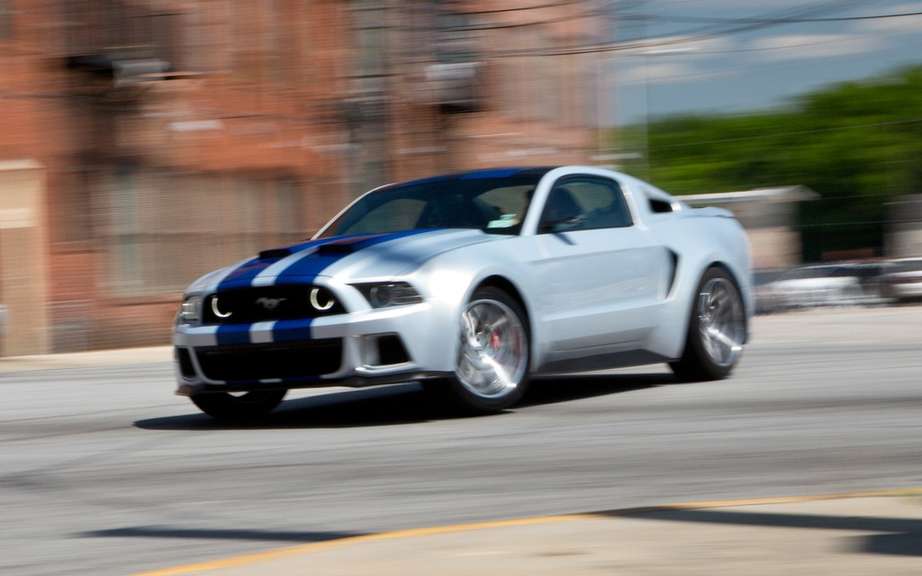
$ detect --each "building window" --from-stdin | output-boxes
[103,167,304,296]
[0,1,11,40]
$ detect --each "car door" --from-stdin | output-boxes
[530,174,671,358]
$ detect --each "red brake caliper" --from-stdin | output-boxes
[490,329,502,350]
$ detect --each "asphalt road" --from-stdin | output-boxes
[2,307,921,576]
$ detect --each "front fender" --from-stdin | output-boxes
[413,250,547,374]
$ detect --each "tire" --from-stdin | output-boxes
[670,266,746,382]
[190,389,287,421]
[427,286,531,413]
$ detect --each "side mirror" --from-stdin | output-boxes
[539,214,585,234]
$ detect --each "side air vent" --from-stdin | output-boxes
[665,249,680,298]
[650,198,674,214]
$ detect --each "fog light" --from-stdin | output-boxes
[360,334,410,367]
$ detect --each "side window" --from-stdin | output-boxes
[538,176,632,233]
[476,185,534,231]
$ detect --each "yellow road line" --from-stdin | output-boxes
[132,487,922,576]
[606,486,922,515]
[132,514,594,576]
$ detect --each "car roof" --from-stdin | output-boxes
[394,166,560,188]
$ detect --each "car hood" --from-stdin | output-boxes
[197,228,502,292]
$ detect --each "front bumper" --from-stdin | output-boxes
[173,302,454,395]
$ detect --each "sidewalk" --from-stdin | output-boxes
[137,490,922,576]
[0,345,171,374]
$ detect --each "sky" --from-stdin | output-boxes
[608,0,922,124]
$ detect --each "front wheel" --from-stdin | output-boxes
[670,267,746,382]
[428,286,531,413]
[190,389,287,421]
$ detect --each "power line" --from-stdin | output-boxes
[618,34,884,58]
[621,9,922,25]
[458,0,586,16]
[443,1,613,32]
[450,0,917,31]
[483,0,869,57]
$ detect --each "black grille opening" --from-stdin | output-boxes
[176,347,196,379]
[202,285,345,324]
[195,340,342,382]
[377,335,410,365]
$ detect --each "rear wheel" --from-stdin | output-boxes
[190,389,287,421]
[670,267,746,382]
[427,286,530,413]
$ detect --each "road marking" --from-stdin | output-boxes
[605,487,922,516]
[131,487,922,576]
[131,514,593,576]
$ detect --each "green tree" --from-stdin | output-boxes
[617,66,922,260]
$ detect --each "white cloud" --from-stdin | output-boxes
[750,34,883,60]
[618,62,734,85]
[621,35,734,57]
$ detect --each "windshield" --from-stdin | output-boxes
[319,173,544,238]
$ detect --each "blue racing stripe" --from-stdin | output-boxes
[215,257,269,291]
[271,319,314,343]
[275,229,434,282]
[210,229,438,346]
[270,229,436,342]
[215,324,252,346]
[272,236,340,261]
[217,253,301,292]
[459,167,523,179]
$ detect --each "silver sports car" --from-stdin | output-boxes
[174,166,752,419]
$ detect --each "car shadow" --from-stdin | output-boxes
[81,525,365,544]
[134,372,676,431]
[600,506,922,557]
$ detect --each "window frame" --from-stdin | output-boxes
[535,174,634,235]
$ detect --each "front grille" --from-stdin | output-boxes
[202,285,345,324]
[195,339,343,382]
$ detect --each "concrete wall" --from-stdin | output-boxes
[0,161,50,355]
[887,195,922,258]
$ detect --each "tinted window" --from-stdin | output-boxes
[539,176,632,233]
[338,198,426,235]
[320,173,543,237]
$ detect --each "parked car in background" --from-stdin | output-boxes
[755,263,886,313]
[879,258,922,302]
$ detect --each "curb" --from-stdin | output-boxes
[0,346,172,374]
[132,487,922,576]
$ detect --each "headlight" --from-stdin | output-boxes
[179,296,202,324]
[309,287,337,312]
[353,282,423,308]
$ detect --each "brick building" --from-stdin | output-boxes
[0,1,602,353]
